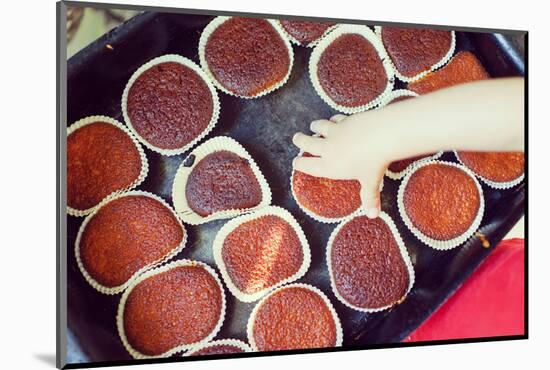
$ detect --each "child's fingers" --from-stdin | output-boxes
[293,156,325,177]
[310,119,335,137]
[359,172,385,218]
[292,132,325,156]
[330,114,347,123]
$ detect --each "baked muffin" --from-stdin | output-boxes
[455,151,524,188]
[278,20,335,46]
[398,161,483,249]
[123,55,218,154]
[118,260,225,358]
[376,26,454,81]
[248,284,342,351]
[76,192,185,294]
[186,339,252,356]
[292,153,361,221]
[328,213,413,311]
[311,25,393,113]
[199,17,293,97]
[185,150,263,217]
[67,116,146,215]
[408,51,489,94]
[213,206,310,302]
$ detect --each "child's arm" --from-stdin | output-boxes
[292,77,524,218]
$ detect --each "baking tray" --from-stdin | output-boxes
[65,10,526,366]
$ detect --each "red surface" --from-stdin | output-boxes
[405,238,525,342]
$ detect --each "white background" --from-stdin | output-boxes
[0,0,545,368]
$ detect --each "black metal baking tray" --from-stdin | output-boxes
[65,10,526,366]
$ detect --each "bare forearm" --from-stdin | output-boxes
[359,78,525,163]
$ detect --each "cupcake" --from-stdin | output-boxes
[327,212,414,311]
[375,26,455,82]
[310,25,394,113]
[378,90,444,179]
[213,206,310,302]
[292,153,362,222]
[398,161,484,250]
[118,260,226,359]
[122,54,220,155]
[75,191,186,294]
[455,151,524,189]
[184,339,252,356]
[278,19,335,47]
[408,51,489,94]
[67,116,148,216]
[247,284,342,351]
[199,16,293,98]
[172,136,272,225]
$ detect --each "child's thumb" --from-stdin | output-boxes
[359,176,383,219]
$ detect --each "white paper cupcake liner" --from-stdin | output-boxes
[309,24,395,114]
[198,16,294,99]
[376,88,419,109]
[183,339,253,356]
[275,19,338,48]
[121,54,220,156]
[290,139,384,224]
[326,211,415,312]
[74,190,187,295]
[171,136,272,225]
[213,206,311,302]
[453,150,525,189]
[246,283,343,351]
[117,259,226,359]
[374,26,456,83]
[67,115,149,217]
[385,151,444,181]
[397,160,485,250]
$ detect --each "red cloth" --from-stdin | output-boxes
[405,238,525,342]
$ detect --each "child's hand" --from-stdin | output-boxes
[292,113,390,219]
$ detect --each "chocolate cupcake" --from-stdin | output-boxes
[398,161,484,250]
[278,19,335,47]
[291,153,362,223]
[122,54,220,155]
[172,136,272,225]
[408,51,489,94]
[375,26,455,82]
[75,191,186,294]
[199,16,293,98]
[310,25,394,113]
[247,284,342,351]
[327,212,414,311]
[377,90,444,179]
[455,151,524,189]
[184,339,252,357]
[117,260,226,359]
[67,116,148,216]
[213,206,310,302]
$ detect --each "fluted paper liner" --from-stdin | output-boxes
[172,136,272,225]
[326,211,415,312]
[75,190,187,295]
[246,283,343,351]
[453,150,524,189]
[385,151,444,180]
[213,206,311,302]
[121,54,220,156]
[117,259,226,359]
[376,88,419,109]
[275,19,338,48]
[374,26,456,83]
[397,160,485,250]
[198,16,294,98]
[309,24,395,114]
[67,115,149,217]
[183,339,253,356]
